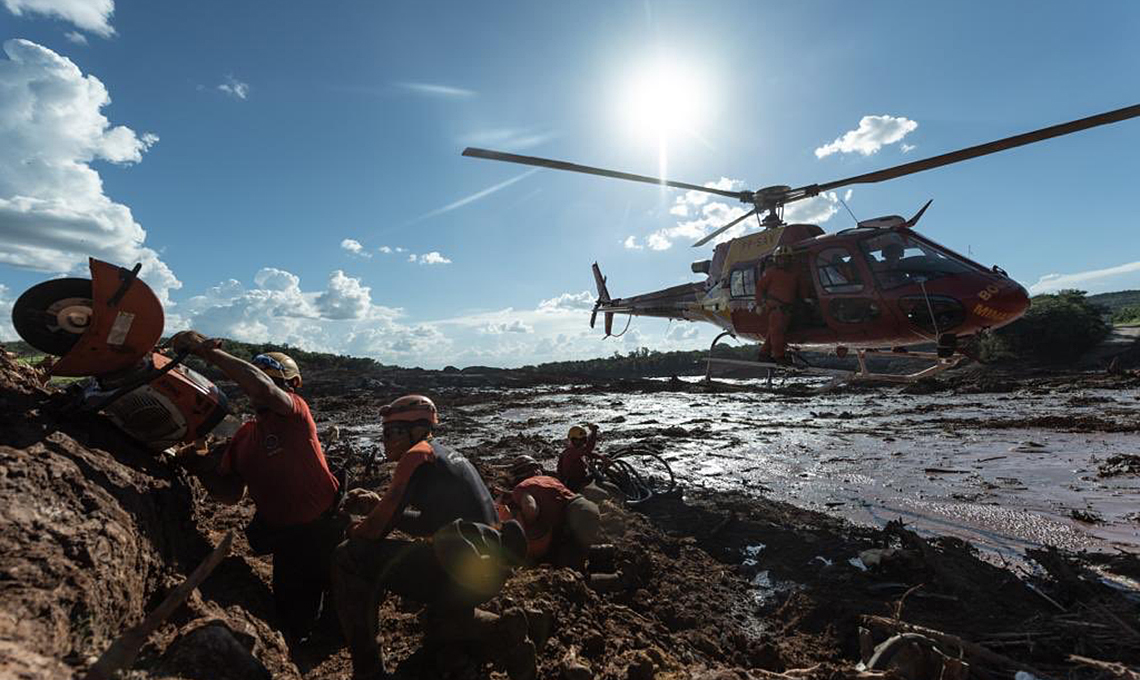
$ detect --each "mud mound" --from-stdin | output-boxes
[1097,453,1140,477]
[0,352,295,679]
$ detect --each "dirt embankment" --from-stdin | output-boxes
[3,349,1140,679]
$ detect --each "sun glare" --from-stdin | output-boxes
[618,58,710,177]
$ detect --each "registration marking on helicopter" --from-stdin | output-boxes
[726,226,785,262]
[972,303,1011,322]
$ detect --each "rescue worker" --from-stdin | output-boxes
[169,332,343,642]
[755,246,809,365]
[500,455,600,569]
[332,395,530,680]
[556,423,598,492]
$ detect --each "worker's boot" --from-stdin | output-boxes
[422,606,498,642]
[587,543,617,573]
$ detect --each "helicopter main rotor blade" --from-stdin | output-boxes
[462,147,748,200]
[691,208,757,248]
[801,103,1140,197]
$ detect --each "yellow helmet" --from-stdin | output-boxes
[252,352,302,387]
[568,425,588,439]
[773,245,794,259]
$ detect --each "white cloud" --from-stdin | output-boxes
[901,143,916,153]
[815,114,918,158]
[397,82,475,98]
[407,253,417,263]
[623,235,644,250]
[0,284,16,341]
[218,74,249,100]
[461,127,558,151]
[0,39,178,303]
[340,238,371,258]
[416,251,452,265]
[1029,260,1140,295]
[784,191,842,225]
[182,267,453,364]
[395,247,407,253]
[538,290,594,313]
[63,30,87,45]
[479,320,533,335]
[315,270,371,319]
[645,178,748,251]
[378,245,392,254]
[2,0,115,37]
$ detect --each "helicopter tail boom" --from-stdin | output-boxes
[590,262,704,336]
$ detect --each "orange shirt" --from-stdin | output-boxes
[756,266,806,307]
[221,394,338,528]
[511,475,578,559]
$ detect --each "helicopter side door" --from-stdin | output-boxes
[812,245,889,342]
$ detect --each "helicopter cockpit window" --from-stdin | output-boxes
[729,267,756,298]
[816,248,863,293]
[861,232,974,290]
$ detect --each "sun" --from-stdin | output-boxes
[618,57,710,176]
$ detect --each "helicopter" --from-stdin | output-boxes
[464,103,1140,382]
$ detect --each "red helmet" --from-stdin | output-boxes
[380,394,438,425]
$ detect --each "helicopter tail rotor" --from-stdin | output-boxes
[590,261,611,331]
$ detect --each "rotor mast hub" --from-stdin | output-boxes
[750,185,792,228]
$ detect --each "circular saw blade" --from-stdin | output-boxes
[12,278,95,356]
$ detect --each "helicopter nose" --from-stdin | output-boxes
[972,281,1030,327]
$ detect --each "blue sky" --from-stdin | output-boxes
[1,1,1138,368]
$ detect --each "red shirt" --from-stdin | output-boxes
[511,475,578,559]
[557,430,596,492]
[221,394,338,528]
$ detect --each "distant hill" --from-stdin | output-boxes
[1087,290,1140,313]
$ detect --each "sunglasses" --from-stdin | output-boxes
[382,425,410,440]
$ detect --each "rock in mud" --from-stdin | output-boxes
[156,619,271,679]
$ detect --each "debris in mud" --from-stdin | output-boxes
[1069,508,1106,524]
[1097,453,1140,477]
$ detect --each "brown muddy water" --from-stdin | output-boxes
[343,376,1140,566]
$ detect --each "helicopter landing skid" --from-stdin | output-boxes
[707,349,965,389]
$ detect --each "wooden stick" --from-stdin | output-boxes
[1068,654,1140,679]
[861,615,1050,679]
[83,531,233,680]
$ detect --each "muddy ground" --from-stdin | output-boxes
[2,349,1140,679]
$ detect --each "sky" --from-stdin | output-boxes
[1,1,1138,368]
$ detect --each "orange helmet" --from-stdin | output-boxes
[380,394,439,425]
[509,455,542,484]
[252,352,302,387]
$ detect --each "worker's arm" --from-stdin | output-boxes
[584,423,599,456]
[199,349,294,416]
[349,448,432,540]
[172,331,294,416]
[177,444,246,504]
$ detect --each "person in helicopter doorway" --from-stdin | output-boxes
[331,395,532,680]
[499,455,600,570]
[169,332,346,644]
[755,245,810,366]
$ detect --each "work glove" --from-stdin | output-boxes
[170,330,221,356]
